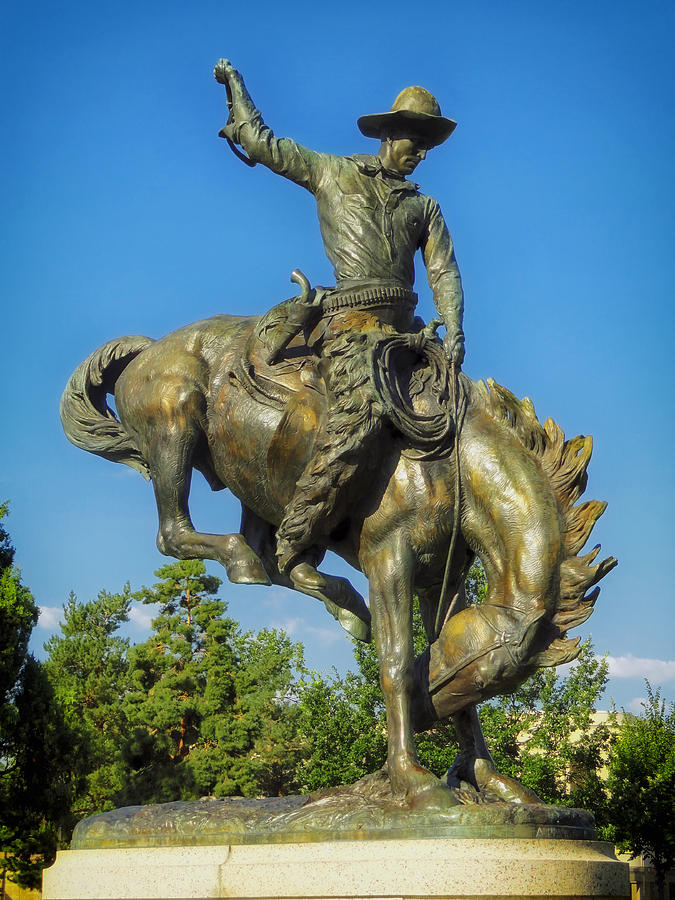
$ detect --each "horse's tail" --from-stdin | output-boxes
[60,336,154,480]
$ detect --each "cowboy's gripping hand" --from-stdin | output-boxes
[444,330,466,368]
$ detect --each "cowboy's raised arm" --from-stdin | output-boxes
[214,59,325,193]
[421,199,465,366]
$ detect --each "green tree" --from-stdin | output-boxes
[43,586,132,822]
[605,684,675,900]
[123,560,303,802]
[0,505,74,889]
[0,503,38,728]
[294,639,388,792]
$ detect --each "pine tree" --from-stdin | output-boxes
[43,586,132,821]
[123,560,302,802]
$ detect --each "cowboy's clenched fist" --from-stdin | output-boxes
[214,58,237,85]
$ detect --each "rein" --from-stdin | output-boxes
[435,359,467,637]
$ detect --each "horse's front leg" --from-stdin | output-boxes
[364,531,458,807]
[118,369,270,586]
[240,505,371,642]
[416,583,541,803]
[448,705,542,803]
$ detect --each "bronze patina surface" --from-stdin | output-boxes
[60,60,616,818]
[71,773,595,849]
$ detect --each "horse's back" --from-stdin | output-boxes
[113,312,320,523]
[115,314,251,399]
[112,315,254,461]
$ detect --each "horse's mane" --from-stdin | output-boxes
[473,378,617,669]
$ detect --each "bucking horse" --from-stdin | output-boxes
[60,307,616,809]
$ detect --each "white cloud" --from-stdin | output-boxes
[627,696,648,714]
[37,606,62,629]
[129,605,156,630]
[273,617,341,646]
[606,654,675,684]
[261,589,292,610]
[107,468,137,479]
[305,624,342,645]
[273,617,303,637]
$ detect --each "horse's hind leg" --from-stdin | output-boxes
[150,460,267,586]
[132,382,270,585]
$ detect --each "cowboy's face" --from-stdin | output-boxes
[385,135,429,175]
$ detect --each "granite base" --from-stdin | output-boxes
[42,836,630,900]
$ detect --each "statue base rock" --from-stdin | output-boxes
[43,836,629,900]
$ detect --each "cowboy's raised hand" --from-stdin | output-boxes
[214,58,236,85]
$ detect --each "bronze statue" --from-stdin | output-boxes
[60,61,616,809]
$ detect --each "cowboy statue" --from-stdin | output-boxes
[213,59,465,596]
[60,59,616,819]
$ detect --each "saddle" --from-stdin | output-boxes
[230,300,457,496]
[227,316,323,498]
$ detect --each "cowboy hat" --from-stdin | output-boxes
[358,86,456,148]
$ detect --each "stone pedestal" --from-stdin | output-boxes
[42,837,630,900]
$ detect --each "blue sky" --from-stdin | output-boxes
[1,0,673,714]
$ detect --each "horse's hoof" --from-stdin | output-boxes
[290,562,327,592]
[392,763,462,810]
[289,566,371,642]
[226,557,271,586]
[408,780,461,810]
[445,755,543,804]
[472,758,543,804]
